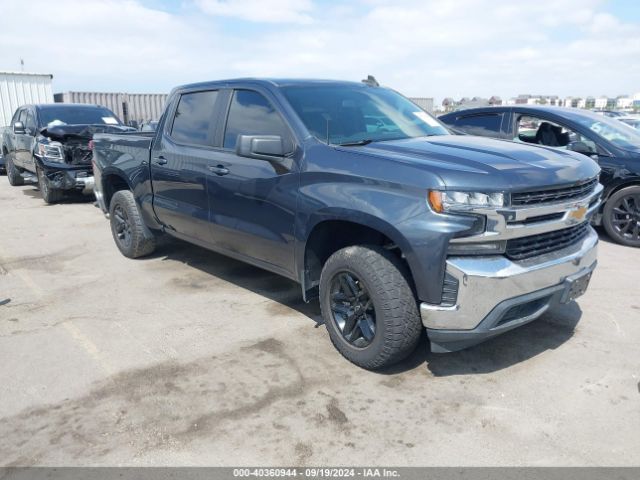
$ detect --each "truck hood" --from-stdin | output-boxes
[39,124,134,142]
[37,124,133,166]
[347,135,601,191]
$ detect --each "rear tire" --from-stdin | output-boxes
[6,155,24,186]
[37,166,64,204]
[603,185,640,248]
[109,190,156,258]
[319,245,422,370]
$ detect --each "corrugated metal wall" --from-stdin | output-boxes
[0,72,54,127]
[409,97,434,114]
[55,91,168,125]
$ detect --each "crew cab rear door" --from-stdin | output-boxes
[149,89,224,241]
[202,87,299,277]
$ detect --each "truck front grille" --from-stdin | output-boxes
[505,222,590,260]
[511,178,598,206]
[64,145,93,165]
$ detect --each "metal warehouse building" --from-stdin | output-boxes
[54,91,168,126]
[409,97,434,114]
[0,72,54,127]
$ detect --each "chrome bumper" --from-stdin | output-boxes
[77,175,95,195]
[421,226,598,332]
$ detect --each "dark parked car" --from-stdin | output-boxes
[1,104,132,203]
[619,117,640,130]
[92,79,601,369]
[440,106,640,247]
[593,110,627,118]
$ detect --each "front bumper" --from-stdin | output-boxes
[40,162,94,194]
[422,226,598,352]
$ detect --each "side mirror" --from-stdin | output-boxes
[236,135,287,161]
[13,121,26,135]
[568,141,596,156]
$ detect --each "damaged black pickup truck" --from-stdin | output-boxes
[1,104,133,203]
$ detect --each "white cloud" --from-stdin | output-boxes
[0,0,638,104]
[195,0,314,23]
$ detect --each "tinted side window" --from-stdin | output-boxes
[454,114,503,137]
[224,90,290,150]
[25,110,36,133]
[170,90,219,146]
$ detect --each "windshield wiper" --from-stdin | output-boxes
[337,139,374,146]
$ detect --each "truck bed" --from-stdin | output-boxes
[93,131,154,170]
[92,131,156,213]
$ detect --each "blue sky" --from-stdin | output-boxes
[1,0,638,103]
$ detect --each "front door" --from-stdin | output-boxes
[21,109,38,171]
[205,88,299,276]
[13,109,32,170]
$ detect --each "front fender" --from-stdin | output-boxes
[295,182,478,303]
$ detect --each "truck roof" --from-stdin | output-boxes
[13,103,113,111]
[36,103,110,109]
[175,78,370,92]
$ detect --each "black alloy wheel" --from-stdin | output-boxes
[329,271,377,348]
[37,166,64,203]
[611,195,640,240]
[112,203,133,250]
[108,190,156,258]
[319,244,422,369]
[603,185,640,247]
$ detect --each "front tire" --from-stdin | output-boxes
[109,190,156,258]
[319,245,422,370]
[603,185,640,247]
[37,167,64,204]
[6,155,24,186]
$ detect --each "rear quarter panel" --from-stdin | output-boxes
[93,132,160,228]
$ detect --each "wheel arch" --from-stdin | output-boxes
[101,169,132,211]
[298,212,417,301]
[602,177,640,203]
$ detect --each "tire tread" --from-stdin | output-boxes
[109,190,156,258]
[320,245,422,370]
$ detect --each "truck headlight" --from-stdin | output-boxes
[428,190,504,213]
[37,142,65,162]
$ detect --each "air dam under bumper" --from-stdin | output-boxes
[422,226,598,353]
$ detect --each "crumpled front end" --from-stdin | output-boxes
[34,124,124,192]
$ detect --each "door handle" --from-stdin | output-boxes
[153,156,168,166]
[208,165,230,176]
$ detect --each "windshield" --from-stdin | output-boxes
[38,106,122,128]
[568,111,640,149]
[281,84,449,145]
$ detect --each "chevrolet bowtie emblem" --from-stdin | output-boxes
[569,205,587,222]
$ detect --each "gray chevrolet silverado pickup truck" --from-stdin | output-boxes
[92,78,602,369]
